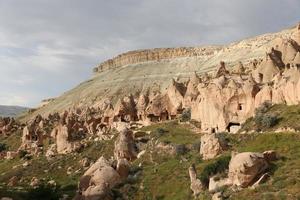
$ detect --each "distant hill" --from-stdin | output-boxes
[0,105,29,118]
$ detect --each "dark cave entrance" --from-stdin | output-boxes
[226,122,241,133]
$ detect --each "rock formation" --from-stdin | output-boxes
[200,133,228,160]
[203,150,278,195]
[21,23,300,139]
[189,164,203,196]
[20,115,45,154]
[228,151,276,187]
[0,117,19,135]
[75,157,123,200]
[114,128,137,161]
[93,47,219,73]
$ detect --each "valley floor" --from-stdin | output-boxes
[0,120,299,200]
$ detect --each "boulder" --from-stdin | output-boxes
[116,158,130,180]
[212,192,223,200]
[228,152,269,187]
[209,176,231,193]
[75,157,122,200]
[30,177,40,188]
[7,176,18,187]
[200,133,227,160]
[114,128,137,161]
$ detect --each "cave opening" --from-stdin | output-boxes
[226,122,241,133]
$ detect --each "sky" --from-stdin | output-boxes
[0,0,299,107]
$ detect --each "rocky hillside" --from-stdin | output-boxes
[25,24,296,120]
[0,106,28,118]
[1,23,300,200]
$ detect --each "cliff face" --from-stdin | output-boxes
[93,47,221,73]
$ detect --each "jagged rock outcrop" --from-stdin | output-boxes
[20,115,45,153]
[189,164,203,196]
[114,94,138,122]
[252,53,281,83]
[0,117,19,135]
[184,72,201,107]
[215,61,229,78]
[114,128,137,161]
[51,111,86,154]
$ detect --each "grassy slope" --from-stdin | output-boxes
[0,120,299,199]
[121,121,300,200]
[120,122,300,200]
[0,133,116,199]
[241,104,300,132]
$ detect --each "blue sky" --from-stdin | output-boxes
[0,0,299,107]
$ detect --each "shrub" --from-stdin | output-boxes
[174,144,188,155]
[254,113,279,129]
[155,128,167,137]
[180,108,191,122]
[0,143,7,152]
[199,155,231,187]
[256,101,272,114]
[18,150,28,159]
[192,142,201,152]
[254,101,279,130]
[24,183,62,200]
[261,114,279,128]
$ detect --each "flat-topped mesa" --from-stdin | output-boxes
[93,46,221,73]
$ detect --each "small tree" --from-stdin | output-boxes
[180,108,191,122]
[18,150,28,159]
[0,143,7,152]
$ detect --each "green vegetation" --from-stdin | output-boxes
[24,183,62,200]
[118,122,300,200]
[253,101,279,130]
[0,129,22,151]
[180,108,191,122]
[140,120,201,145]
[0,132,116,200]
[199,155,231,188]
[0,143,7,152]
[0,120,299,200]
[241,103,300,132]
[229,133,300,200]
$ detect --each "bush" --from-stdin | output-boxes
[0,143,7,152]
[261,114,279,128]
[254,113,279,129]
[199,155,231,187]
[155,128,167,138]
[192,142,201,152]
[180,108,191,122]
[174,144,188,155]
[24,183,62,200]
[254,101,279,130]
[18,150,28,159]
[256,101,272,114]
